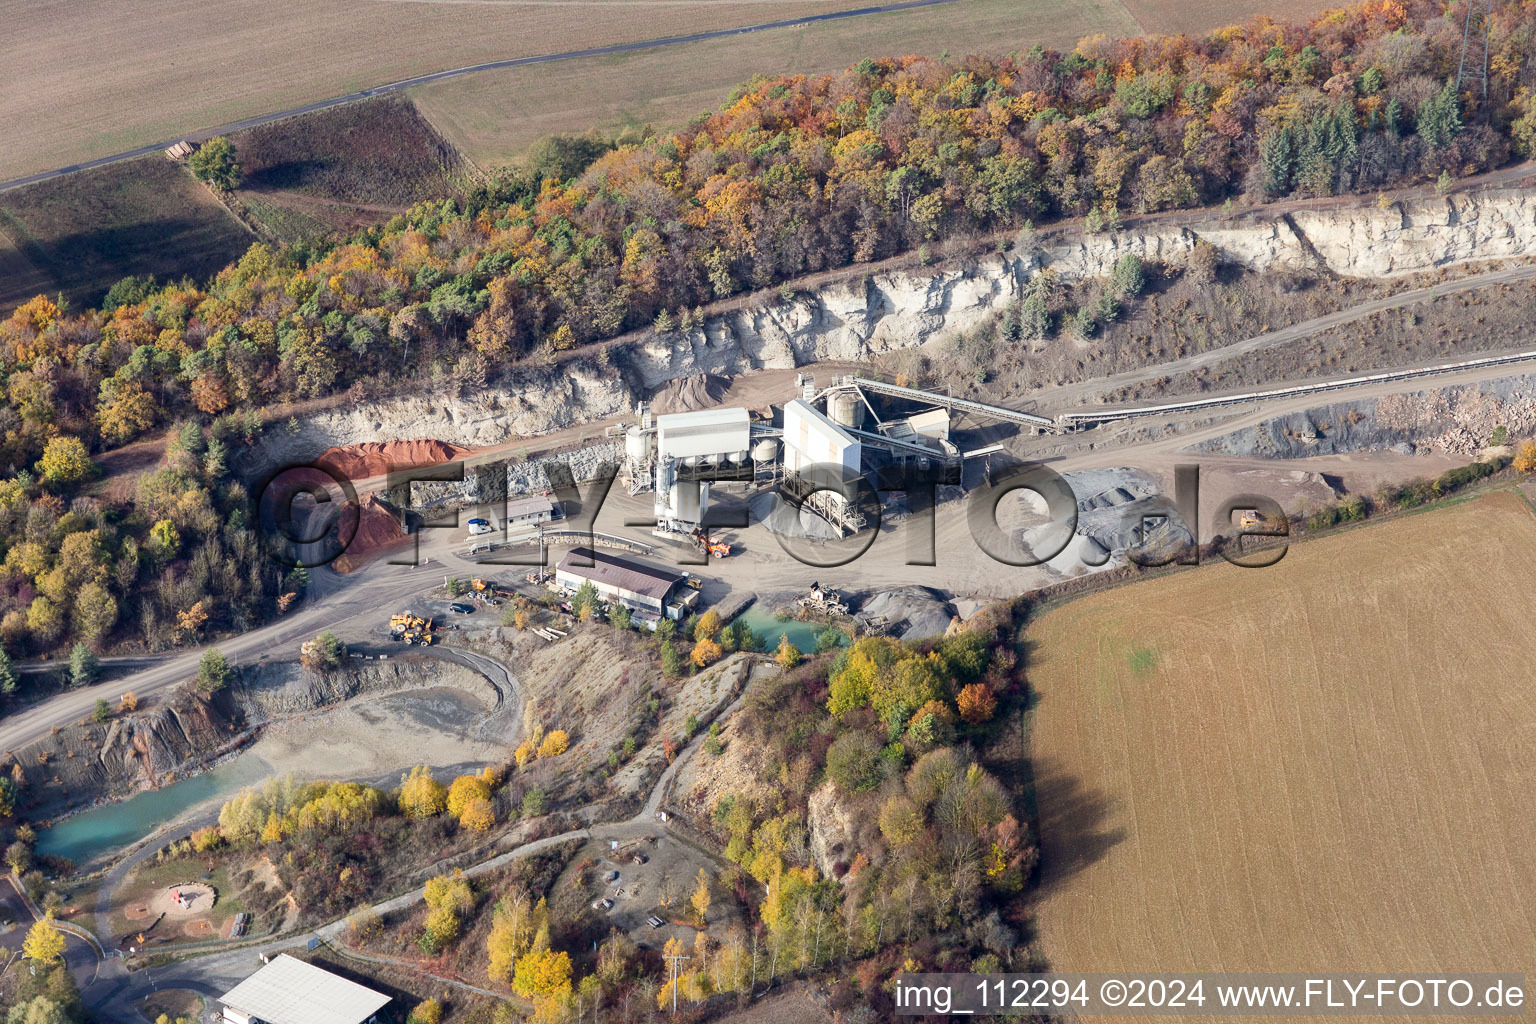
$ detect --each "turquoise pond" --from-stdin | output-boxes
[36,755,269,866]
[734,605,847,654]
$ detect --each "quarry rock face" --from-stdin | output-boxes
[264,189,1536,456]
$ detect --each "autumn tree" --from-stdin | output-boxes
[957,682,998,724]
[536,730,569,758]
[189,136,242,190]
[460,797,495,831]
[694,610,722,642]
[408,998,443,1024]
[119,692,138,713]
[690,868,712,926]
[446,774,491,818]
[514,948,573,1002]
[73,583,118,645]
[22,919,65,965]
[399,766,447,817]
[691,637,723,668]
[774,634,802,669]
[1514,441,1536,473]
[36,436,92,489]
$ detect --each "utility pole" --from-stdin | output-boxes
[1456,0,1496,102]
[662,953,691,1014]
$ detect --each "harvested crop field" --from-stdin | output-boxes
[1122,0,1334,36]
[1028,492,1536,1014]
[0,0,879,183]
[0,156,252,308]
[411,0,1142,167]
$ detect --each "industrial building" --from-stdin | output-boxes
[599,371,1053,540]
[504,494,557,529]
[555,546,699,622]
[219,954,390,1024]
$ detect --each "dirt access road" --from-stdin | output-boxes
[85,655,752,1020]
[1029,261,1536,413]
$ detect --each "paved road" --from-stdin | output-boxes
[0,0,964,195]
[0,560,433,759]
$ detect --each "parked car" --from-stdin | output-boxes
[450,602,475,614]
[592,898,614,911]
[468,518,495,535]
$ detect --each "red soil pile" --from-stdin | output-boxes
[316,439,470,483]
[333,494,410,573]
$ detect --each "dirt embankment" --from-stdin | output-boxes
[330,494,410,573]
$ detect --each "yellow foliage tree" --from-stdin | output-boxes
[694,610,722,641]
[398,765,447,817]
[446,774,491,818]
[36,435,92,488]
[485,890,535,983]
[120,692,138,713]
[460,797,495,831]
[514,741,535,768]
[536,730,568,758]
[690,867,711,926]
[1514,440,1536,473]
[424,872,473,915]
[22,918,64,964]
[513,948,572,1001]
[409,997,443,1024]
[691,637,723,668]
[425,905,461,945]
[774,634,802,669]
[260,811,284,844]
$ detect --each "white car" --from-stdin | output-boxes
[468,520,495,535]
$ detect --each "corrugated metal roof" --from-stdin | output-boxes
[556,547,683,601]
[505,495,554,518]
[219,955,390,1024]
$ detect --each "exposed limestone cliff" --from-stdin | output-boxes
[261,189,1536,457]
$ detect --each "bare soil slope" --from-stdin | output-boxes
[1028,492,1536,1020]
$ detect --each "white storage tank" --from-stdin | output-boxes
[625,427,652,462]
[752,438,780,462]
[830,391,862,429]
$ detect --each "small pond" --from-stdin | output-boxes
[733,605,848,655]
[36,755,269,866]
